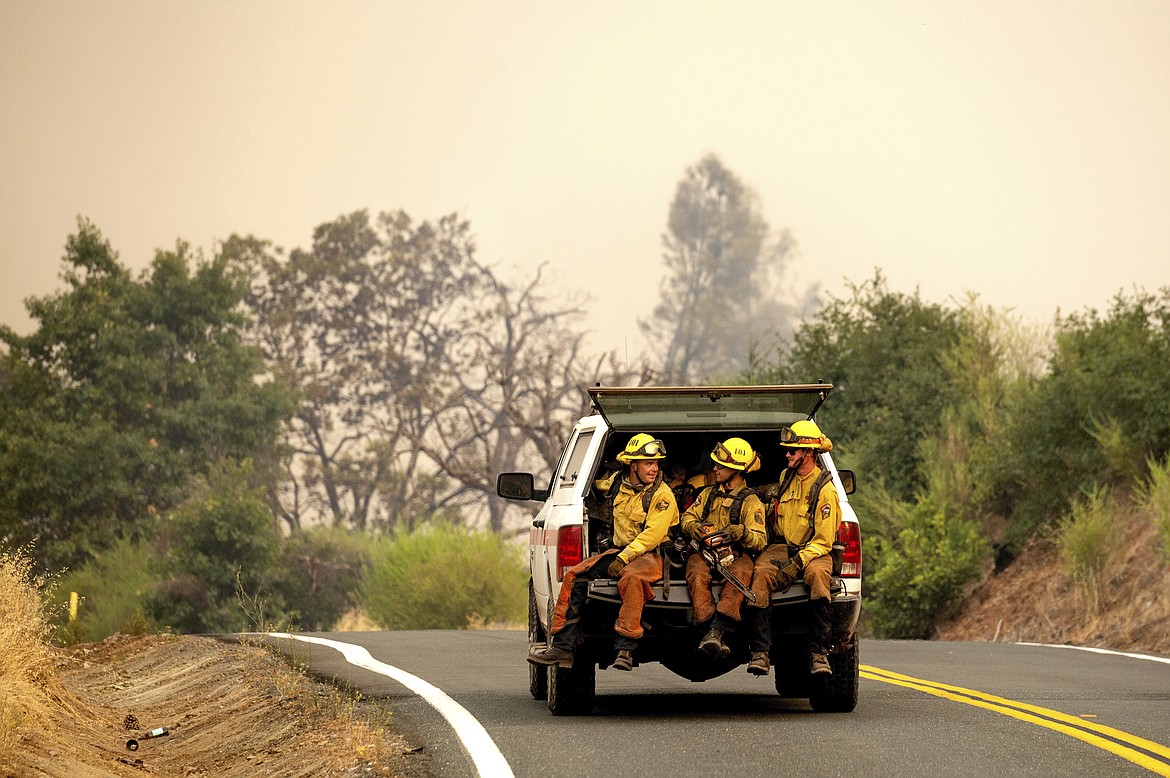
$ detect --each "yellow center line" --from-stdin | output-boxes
[860,665,1170,777]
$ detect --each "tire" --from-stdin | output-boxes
[772,641,810,698]
[547,655,596,715]
[528,581,548,701]
[808,638,859,712]
[774,664,808,698]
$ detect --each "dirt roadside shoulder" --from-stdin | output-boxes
[8,633,432,777]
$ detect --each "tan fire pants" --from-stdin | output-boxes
[749,544,833,603]
[685,551,755,624]
[550,550,663,640]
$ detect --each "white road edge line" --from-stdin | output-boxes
[267,633,514,778]
[1017,642,1170,665]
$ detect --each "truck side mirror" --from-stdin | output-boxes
[838,469,856,495]
[497,472,546,501]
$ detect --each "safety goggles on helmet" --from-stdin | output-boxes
[616,433,668,463]
[632,439,666,458]
[779,425,824,449]
[710,439,761,472]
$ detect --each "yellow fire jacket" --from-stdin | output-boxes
[681,482,768,553]
[613,478,679,565]
[773,466,841,568]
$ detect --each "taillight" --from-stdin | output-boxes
[838,521,862,578]
[556,525,583,582]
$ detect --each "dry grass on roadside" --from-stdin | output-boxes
[0,548,70,765]
[3,550,421,777]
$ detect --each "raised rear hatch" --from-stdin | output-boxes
[587,384,832,432]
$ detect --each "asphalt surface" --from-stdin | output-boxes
[260,631,1170,778]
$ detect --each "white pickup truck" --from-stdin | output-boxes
[497,384,862,715]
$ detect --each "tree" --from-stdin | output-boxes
[748,271,965,502]
[223,211,483,531]
[640,154,814,383]
[417,264,597,531]
[910,300,1050,534]
[0,219,296,572]
[228,210,609,534]
[1003,289,1170,529]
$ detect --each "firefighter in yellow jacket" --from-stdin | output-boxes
[743,420,841,677]
[529,433,679,672]
[682,438,768,659]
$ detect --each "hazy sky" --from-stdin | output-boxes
[3,1,1168,360]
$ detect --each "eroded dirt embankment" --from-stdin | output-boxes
[9,634,429,777]
[936,511,1170,656]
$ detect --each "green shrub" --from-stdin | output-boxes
[272,528,375,631]
[1137,457,1170,562]
[866,497,985,639]
[148,461,286,633]
[848,478,907,585]
[362,523,526,630]
[1056,486,1113,611]
[52,536,158,643]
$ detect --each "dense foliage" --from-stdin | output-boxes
[1001,291,1170,531]
[0,220,295,572]
[148,461,282,633]
[268,527,373,631]
[750,272,965,502]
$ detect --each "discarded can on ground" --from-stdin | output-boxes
[126,726,170,750]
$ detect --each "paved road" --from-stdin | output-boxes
[261,631,1170,778]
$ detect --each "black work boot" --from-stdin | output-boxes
[699,615,731,659]
[809,598,833,676]
[747,652,770,676]
[744,606,772,676]
[528,645,574,667]
[612,649,634,671]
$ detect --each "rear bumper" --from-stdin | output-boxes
[586,578,857,609]
[588,578,860,634]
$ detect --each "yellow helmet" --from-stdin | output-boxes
[616,433,667,463]
[779,420,833,452]
[711,437,761,473]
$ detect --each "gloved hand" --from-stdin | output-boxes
[725,524,745,541]
[775,558,802,591]
[607,557,627,578]
[694,523,714,541]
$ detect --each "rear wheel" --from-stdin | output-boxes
[528,581,547,700]
[547,655,596,715]
[808,638,859,712]
[772,641,810,698]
